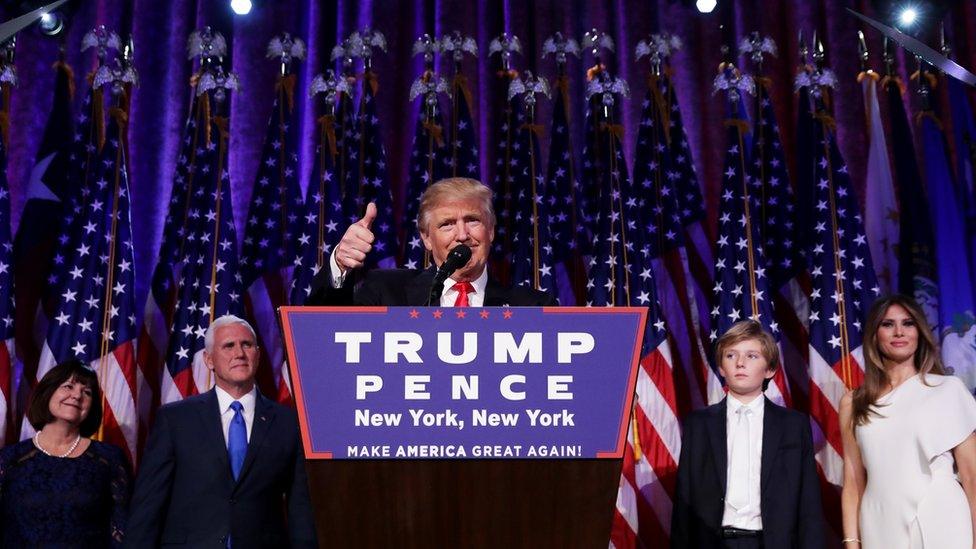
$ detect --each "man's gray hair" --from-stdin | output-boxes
[204,315,257,353]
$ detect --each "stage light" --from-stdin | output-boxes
[230,0,252,15]
[897,6,918,27]
[696,0,717,13]
[38,10,63,36]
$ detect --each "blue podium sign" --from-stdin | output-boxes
[280,306,646,459]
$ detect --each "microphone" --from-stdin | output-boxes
[427,244,472,305]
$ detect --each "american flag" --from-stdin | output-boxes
[748,81,810,412]
[489,75,522,286]
[402,71,449,270]
[709,68,789,407]
[30,111,140,464]
[634,70,722,416]
[240,73,304,404]
[662,74,715,380]
[438,32,480,180]
[577,70,679,549]
[800,78,880,493]
[0,74,16,446]
[442,74,480,179]
[544,76,586,306]
[12,60,74,402]
[291,75,348,305]
[161,110,244,404]
[343,72,396,267]
[136,92,203,454]
[44,87,105,314]
[507,74,558,298]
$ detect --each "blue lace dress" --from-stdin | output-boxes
[0,438,130,548]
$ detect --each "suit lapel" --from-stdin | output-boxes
[198,390,233,483]
[760,398,782,495]
[484,277,509,306]
[235,393,276,489]
[705,399,728,491]
[406,268,436,306]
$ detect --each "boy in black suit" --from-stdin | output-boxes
[671,320,823,548]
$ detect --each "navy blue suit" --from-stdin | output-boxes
[124,390,317,548]
[671,397,824,548]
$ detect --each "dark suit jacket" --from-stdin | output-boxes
[671,397,824,549]
[306,266,558,307]
[124,390,317,548]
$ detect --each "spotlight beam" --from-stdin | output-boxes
[848,7,976,87]
[0,0,69,43]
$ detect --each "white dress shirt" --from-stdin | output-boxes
[215,385,257,445]
[439,270,487,307]
[722,394,765,530]
[329,250,488,306]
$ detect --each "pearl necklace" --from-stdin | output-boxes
[33,432,81,458]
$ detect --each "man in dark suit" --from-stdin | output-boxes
[307,177,555,307]
[671,320,823,548]
[125,315,317,548]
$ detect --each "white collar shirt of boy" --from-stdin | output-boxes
[722,394,765,530]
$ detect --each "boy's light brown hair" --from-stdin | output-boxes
[713,320,779,372]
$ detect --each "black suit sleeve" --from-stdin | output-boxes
[542,291,558,306]
[123,409,176,548]
[286,412,319,548]
[797,415,825,549]
[671,416,695,549]
[305,267,355,306]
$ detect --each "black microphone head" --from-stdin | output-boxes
[444,244,472,271]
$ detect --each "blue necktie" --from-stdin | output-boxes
[228,401,247,481]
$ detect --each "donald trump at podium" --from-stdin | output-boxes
[307,177,556,308]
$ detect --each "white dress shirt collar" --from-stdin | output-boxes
[442,268,488,307]
[215,385,258,443]
[726,393,765,418]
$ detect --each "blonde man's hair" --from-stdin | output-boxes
[714,320,779,372]
[416,177,495,234]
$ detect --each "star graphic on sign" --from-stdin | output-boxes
[503,310,513,319]
[432,310,443,319]
[456,310,467,319]
[480,310,490,319]
[409,309,420,319]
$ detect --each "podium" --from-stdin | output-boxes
[280,306,648,547]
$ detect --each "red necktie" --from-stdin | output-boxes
[452,281,474,307]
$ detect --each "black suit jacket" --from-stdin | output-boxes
[671,397,824,549]
[124,390,317,548]
[306,266,558,307]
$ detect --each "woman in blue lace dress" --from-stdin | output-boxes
[0,359,131,547]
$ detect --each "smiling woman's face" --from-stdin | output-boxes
[48,376,93,426]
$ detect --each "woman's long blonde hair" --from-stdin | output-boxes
[852,294,944,426]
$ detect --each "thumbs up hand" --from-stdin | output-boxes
[334,202,377,273]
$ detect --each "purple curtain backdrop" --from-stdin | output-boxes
[3,0,976,309]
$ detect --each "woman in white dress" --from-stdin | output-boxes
[840,294,976,548]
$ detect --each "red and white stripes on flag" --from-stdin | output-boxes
[610,338,680,548]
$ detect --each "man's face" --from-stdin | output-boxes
[420,198,494,282]
[205,323,259,393]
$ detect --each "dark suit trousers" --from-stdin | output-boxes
[724,538,763,549]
